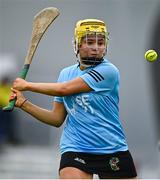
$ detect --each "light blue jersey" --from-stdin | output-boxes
[54,59,128,154]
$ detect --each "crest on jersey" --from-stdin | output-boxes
[109,157,120,171]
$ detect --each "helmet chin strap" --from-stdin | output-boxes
[76,54,104,68]
[81,57,104,66]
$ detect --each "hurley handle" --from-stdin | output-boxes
[3,64,30,112]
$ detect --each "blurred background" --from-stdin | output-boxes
[0,0,160,179]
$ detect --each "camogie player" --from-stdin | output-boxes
[10,19,137,179]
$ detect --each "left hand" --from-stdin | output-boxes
[13,78,28,91]
[10,88,26,108]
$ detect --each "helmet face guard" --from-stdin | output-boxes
[74,19,109,67]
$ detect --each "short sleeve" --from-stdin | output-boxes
[80,64,118,92]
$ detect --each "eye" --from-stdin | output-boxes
[98,42,103,46]
[98,40,105,46]
[87,41,94,45]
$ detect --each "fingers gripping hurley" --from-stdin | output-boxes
[3,7,60,111]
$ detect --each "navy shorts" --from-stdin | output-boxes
[59,150,137,179]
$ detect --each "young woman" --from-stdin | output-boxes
[10,19,137,179]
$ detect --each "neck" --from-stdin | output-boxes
[79,65,87,71]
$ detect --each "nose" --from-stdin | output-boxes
[90,44,98,51]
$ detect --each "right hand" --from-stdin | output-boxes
[10,88,27,108]
[13,78,28,91]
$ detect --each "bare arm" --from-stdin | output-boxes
[21,101,67,127]
[13,77,92,96]
[10,88,67,127]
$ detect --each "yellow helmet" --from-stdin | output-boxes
[74,19,109,54]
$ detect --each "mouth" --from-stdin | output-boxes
[90,54,98,57]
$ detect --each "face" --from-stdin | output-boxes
[79,34,106,60]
